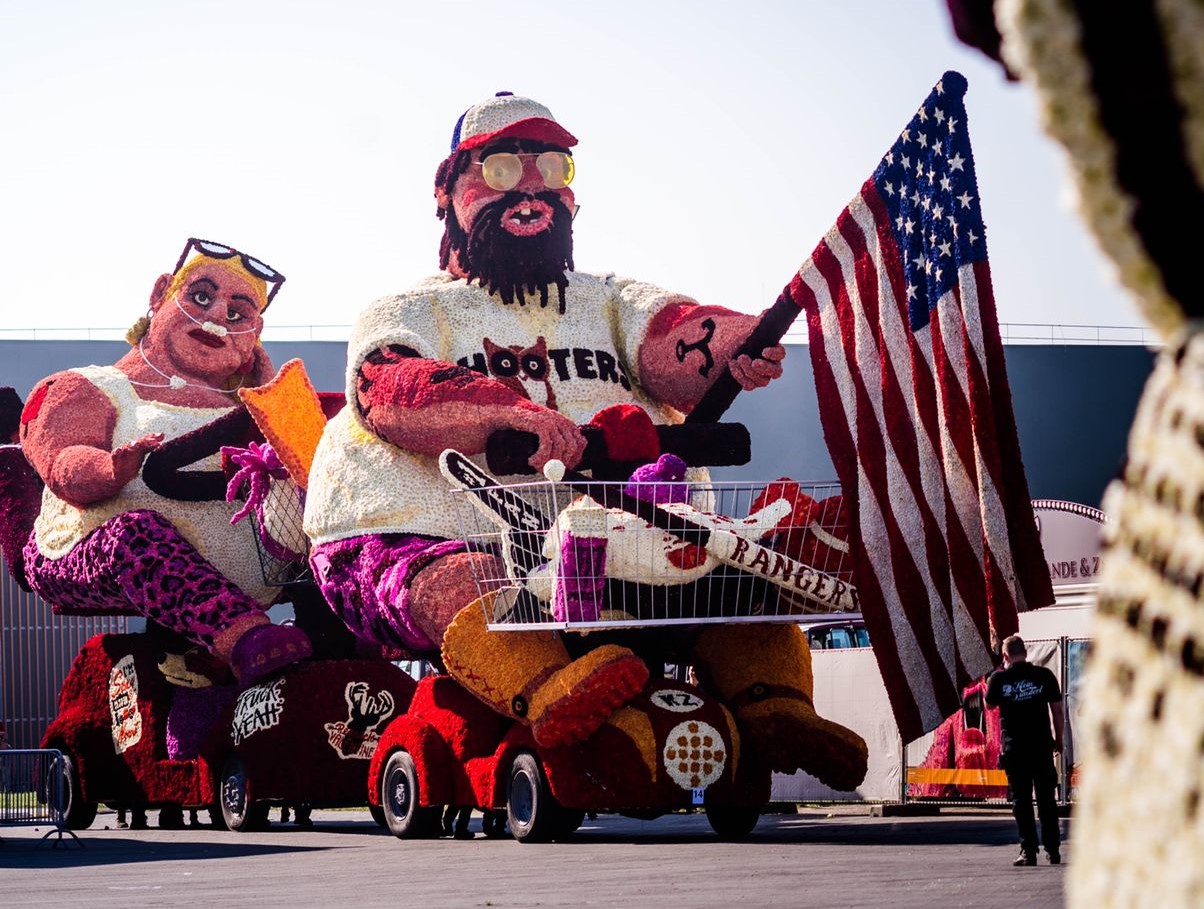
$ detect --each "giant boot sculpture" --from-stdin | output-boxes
[442,594,649,747]
[694,623,868,791]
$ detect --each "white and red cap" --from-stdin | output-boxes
[449,92,577,154]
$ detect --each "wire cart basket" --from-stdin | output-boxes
[450,472,859,632]
[246,477,313,587]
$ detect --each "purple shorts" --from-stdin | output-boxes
[309,533,468,654]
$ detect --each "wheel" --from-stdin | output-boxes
[47,752,97,830]
[379,750,441,839]
[705,803,760,839]
[552,808,585,839]
[219,756,269,832]
[369,804,387,828]
[507,751,574,843]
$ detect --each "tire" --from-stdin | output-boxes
[219,756,269,832]
[368,804,387,828]
[552,808,585,840]
[705,803,760,839]
[506,751,573,844]
[49,752,97,830]
[379,750,440,839]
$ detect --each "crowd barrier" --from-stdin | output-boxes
[0,748,80,846]
[772,635,1087,807]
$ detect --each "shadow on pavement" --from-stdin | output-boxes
[0,820,389,868]
[543,814,1049,848]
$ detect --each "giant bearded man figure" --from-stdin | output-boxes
[305,93,867,788]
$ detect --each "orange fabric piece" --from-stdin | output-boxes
[238,358,327,489]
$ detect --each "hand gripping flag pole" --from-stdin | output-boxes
[691,71,1053,741]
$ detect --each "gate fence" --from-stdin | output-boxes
[1,556,128,750]
[0,748,79,845]
[771,635,1088,807]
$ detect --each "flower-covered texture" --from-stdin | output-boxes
[166,684,237,761]
[0,387,22,443]
[223,441,307,563]
[305,273,696,547]
[27,366,275,606]
[625,453,689,505]
[0,442,43,590]
[694,623,868,791]
[237,358,328,490]
[588,402,661,463]
[1065,334,1204,909]
[41,634,219,808]
[440,597,647,747]
[753,480,853,583]
[552,528,607,623]
[909,677,1005,800]
[996,0,1204,337]
[207,659,416,804]
[968,4,1204,905]
[310,533,470,655]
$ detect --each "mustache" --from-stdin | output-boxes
[460,190,575,311]
[488,189,570,214]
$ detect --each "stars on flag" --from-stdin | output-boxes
[871,80,986,328]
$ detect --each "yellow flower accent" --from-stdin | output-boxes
[239,358,327,489]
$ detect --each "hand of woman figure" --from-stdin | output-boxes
[111,433,165,486]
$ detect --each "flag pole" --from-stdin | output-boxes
[685,284,803,425]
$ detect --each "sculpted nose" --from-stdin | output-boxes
[516,164,545,194]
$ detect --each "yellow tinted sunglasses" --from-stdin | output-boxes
[478,152,575,192]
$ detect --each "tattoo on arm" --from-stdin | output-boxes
[356,343,526,423]
[675,318,716,377]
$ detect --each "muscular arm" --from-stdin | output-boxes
[20,372,160,507]
[355,345,585,469]
[637,302,785,412]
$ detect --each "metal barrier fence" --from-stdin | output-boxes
[0,556,128,750]
[771,635,1086,807]
[0,748,79,846]
[901,636,1085,807]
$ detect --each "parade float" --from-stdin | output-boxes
[4,74,1052,840]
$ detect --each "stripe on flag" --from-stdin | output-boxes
[792,72,1053,740]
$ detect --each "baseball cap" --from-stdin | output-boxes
[449,92,577,154]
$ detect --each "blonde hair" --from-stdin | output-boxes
[126,255,269,347]
[165,255,269,310]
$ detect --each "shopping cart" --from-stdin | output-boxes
[443,449,858,632]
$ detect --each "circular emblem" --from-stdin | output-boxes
[663,720,727,791]
[650,689,705,713]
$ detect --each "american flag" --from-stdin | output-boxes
[789,71,1053,741]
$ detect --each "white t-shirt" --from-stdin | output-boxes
[33,365,275,605]
[304,272,695,544]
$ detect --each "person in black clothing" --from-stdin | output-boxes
[985,635,1065,867]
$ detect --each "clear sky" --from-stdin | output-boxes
[0,0,1142,338]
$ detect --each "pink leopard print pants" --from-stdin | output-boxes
[24,509,267,649]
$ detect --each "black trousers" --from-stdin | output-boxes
[1002,749,1060,855]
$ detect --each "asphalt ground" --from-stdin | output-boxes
[0,807,1067,908]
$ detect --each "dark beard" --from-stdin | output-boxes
[440,191,575,312]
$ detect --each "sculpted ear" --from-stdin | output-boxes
[434,183,450,212]
[150,273,173,311]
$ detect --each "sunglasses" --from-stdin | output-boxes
[477,151,575,192]
[173,238,285,309]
